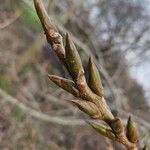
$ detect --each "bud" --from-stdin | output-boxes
[88,56,104,97]
[65,33,84,81]
[126,116,138,143]
[108,118,123,134]
[87,121,115,140]
[71,100,100,119]
[48,75,79,97]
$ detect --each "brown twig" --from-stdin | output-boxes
[33,0,140,149]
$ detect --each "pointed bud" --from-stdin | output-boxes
[88,56,104,97]
[87,121,115,140]
[108,118,123,134]
[71,100,101,119]
[126,116,138,143]
[65,33,84,81]
[48,75,79,97]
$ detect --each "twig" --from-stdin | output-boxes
[33,0,140,149]
[23,0,122,109]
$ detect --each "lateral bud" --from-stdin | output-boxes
[88,56,104,97]
[48,75,79,97]
[65,33,84,82]
[87,121,115,140]
[126,116,138,143]
[108,118,123,134]
[71,100,101,119]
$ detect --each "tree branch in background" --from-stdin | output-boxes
[0,88,85,126]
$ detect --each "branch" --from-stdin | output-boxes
[24,0,121,109]
[33,0,141,149]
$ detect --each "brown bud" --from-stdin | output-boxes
[126,116,138,143]
[87,121,115,140]
[108,118,123,134]
[65,33,84,82]
[48,75,79,97]
[71,100,101,119]
[88,56,104,97]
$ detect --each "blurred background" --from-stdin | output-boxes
[0,0,150,149]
